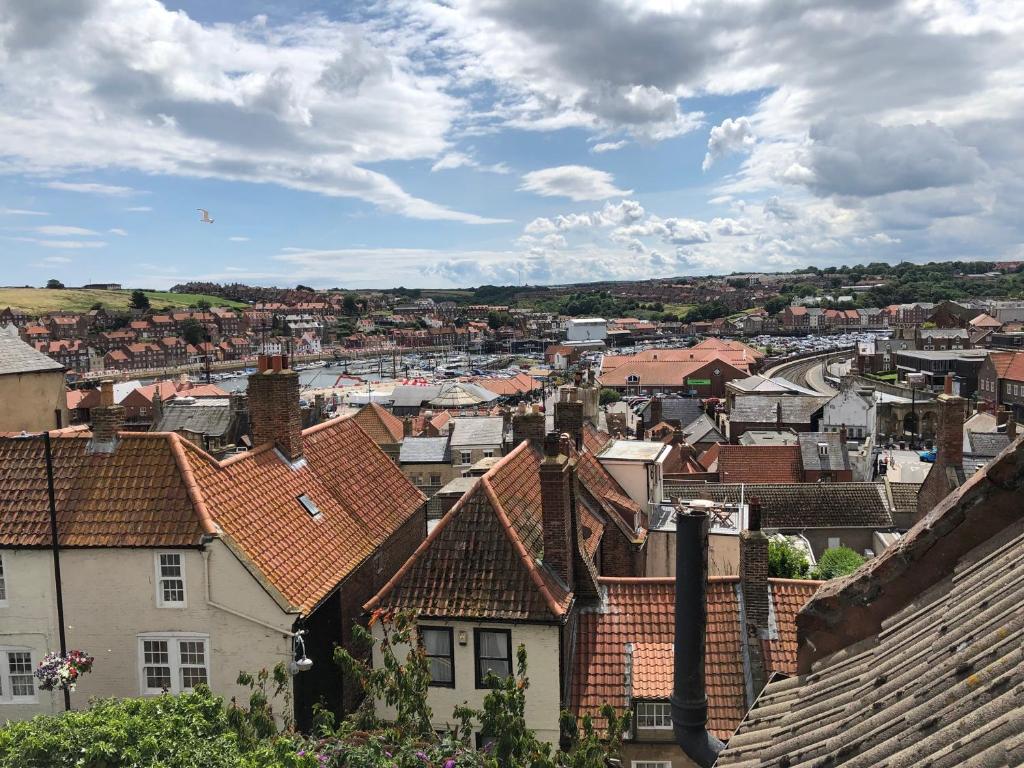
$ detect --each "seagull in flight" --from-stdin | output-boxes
[197,208,214,224]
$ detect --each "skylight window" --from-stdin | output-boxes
[297,494,322,519]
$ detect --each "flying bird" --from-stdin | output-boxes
[197,208,214,224]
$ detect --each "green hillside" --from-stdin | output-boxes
[0,287,248,314]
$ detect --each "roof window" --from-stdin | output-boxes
[297,494,322,520]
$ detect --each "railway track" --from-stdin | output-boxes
[765,348,854,395]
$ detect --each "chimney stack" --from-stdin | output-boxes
[512,402,545,446]
[647,394,663,433]
[540,430,574,588]
[248,354,304,462]
[403,415,414,438]
[554,389,584,449]
[1008,412,1017,441]
[671,502,725,767]
[89,380,124,453]
[740,498,770,697]
[915,390,966,519]
[151,389,163,426]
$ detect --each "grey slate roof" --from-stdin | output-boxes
[967,430,1012,456]
[388,385,442,408]
[450,416,505,447]
[714,437,1024,768]
[797,431,851,473]
[664,481,893,528]
[639,396,703,425]
[682,413,726,444]
[398,436,451,464]
[0,324,64,375]
[728,394,829,425]
[152,398,232,437]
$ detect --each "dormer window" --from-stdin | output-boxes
[297,494,322,520]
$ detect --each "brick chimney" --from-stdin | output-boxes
[915,385,966,519]
[248,354,303,462]
[512,402,545,446]
[89,380,124,453]
[540,430,574,588]
[554,391,584,449]
[740,498,770,696]
[647,394,663,433]
[403,416,414,438]
[1007,412,1017,441]
[151,389,163,425]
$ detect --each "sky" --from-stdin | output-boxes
[0,0,1022,290]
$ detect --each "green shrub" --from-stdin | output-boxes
[811,546,865,580]
[599,388,621,405]
[768,538,810,579]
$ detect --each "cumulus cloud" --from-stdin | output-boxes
[798,119,986,198]
[0,0,504,224]
[229,236,250,242]
[702,117,755,171]
[431,151,510,174]
[519,165,632,201]
[108,228,128,236]
[125,206,152,212]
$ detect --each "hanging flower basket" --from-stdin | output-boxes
[35,650,95,692]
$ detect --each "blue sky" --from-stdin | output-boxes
[1,0,1022,289]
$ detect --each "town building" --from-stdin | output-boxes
[0,325,69,431]
[0,357,425,726]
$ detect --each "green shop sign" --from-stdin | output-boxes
[686,378,712,386]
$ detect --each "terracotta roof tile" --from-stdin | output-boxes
[630,642,673,698]
[768,579,822,673]
[351,402,405,444]
[366,441,613,621]
[582,422,612,454]
[716,445,803,484]
[182,416,424,612]
[0,432,206,548]
[572,577,748,741]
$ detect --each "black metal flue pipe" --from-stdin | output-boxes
[671,507,724,768]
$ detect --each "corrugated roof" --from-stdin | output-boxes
[715,436,1024,767]
[0,325,64,375]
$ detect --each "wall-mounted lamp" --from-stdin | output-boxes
[290,630,314,674]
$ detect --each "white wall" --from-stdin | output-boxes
[371,619,562,746]
[566,320,607,342]
[0,540,294,723]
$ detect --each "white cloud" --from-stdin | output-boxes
[43,256,72,263]
[229,236,250,242]
[591,140,627,154]
[519,165,631,201]
[1,207,48,216]
[0,0,505,224]
[703,117,755,171]
[108,228,128,236]
[431,151,510,174]
[125,206,153,212]
[42,182,142,197]
[12,237,107,249]
[33,225,101,236]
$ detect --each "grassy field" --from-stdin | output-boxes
[0,288,248,313]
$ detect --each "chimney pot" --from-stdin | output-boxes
[943,372,954,395]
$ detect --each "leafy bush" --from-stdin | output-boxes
[599,388,621,406]
[811,547,865,580]
[768,538,810,579]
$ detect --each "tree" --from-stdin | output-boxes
[296,284,315,293]
[811,546,865,580]
[181,318,205,346]
[599,388,621,406]
[768,538,810,579]
[196,299,211,312]
[342,295,358,316]
[129,289,151,310]
[764,295,789,315]
[45,279,64,289]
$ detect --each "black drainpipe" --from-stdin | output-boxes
[671,506,725,768]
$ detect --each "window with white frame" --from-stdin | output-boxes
[635,701,672,728]
[482,450,494,458]
[139,635,209,694]
[460,451,472,465]
[155,553,186,607]
[0,649,35,702]
[0,553,7,606]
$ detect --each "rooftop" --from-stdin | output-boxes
[598,439,670,462]
[0,324,65,376]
